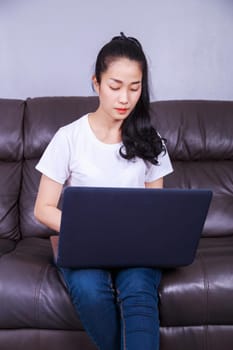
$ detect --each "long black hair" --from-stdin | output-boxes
[94,32,166,165]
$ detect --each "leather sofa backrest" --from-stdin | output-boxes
[150,100,233,237]
[0,97,232,240]
[0,99,24,240]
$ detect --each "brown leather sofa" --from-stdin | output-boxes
[0,97,232,350]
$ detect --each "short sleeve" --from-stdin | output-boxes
[35,128,70,184]
[145,147,173,183]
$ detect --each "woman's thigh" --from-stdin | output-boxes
[60,268,116,304]
[114,267,161,296]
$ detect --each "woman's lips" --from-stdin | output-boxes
[115,108,128,114]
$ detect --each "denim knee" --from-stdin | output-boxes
[114,268,161,350]
[60,268,120,350]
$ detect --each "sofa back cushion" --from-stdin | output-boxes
[150,100,233,237]
[0,99,24,240]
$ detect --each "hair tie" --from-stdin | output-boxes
[113,32,142,49]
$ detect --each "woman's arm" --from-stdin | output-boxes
[34,175,63,232]
[145,177,163,189]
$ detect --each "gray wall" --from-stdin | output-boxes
[1,0,233,100]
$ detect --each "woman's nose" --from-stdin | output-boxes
[118,90,129,104]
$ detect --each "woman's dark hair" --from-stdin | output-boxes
[95,32,166,165]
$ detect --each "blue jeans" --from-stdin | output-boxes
[60,267,161,350]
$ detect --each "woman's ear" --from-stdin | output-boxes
[92,76,99,94]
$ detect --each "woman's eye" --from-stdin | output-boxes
[110,86,120,91]
[109,86,140,92]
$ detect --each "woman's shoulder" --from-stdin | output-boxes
[50,114,89,149]
[60,114,88,135]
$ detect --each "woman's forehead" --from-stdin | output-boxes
[103,58,142,81]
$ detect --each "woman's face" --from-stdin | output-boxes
[93,57,142,122]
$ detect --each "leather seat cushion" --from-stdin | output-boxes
[159,236,233,326]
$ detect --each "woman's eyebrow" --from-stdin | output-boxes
[109,78,122,84]
[131,81,141,85]
[109,78,141,85]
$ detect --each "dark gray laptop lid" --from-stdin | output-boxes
[56,187,212,268]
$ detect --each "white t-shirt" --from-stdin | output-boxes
[36,114,173,188]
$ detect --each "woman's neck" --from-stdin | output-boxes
[88,112,122,144]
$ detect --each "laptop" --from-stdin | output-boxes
[50,187,212,268]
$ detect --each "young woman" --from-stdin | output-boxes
[34,33,173,350]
